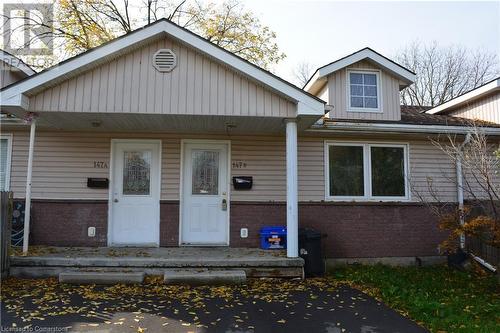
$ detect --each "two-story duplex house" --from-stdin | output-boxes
[1,19,499,271]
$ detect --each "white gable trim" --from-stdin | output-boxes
[0,50,36,76]
[305,48,415,94]
[426,78,500,114]
[0,20,324,116]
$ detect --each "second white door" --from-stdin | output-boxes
[181,141,229,245]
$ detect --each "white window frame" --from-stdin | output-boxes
[347,69,382,113]
[324,140,410,202]
[0,134,13,191]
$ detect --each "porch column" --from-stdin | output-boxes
[22,116,37,254]
[285,119,298,258]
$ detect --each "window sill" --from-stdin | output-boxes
[324,197,411,203]
[346,108,383,113]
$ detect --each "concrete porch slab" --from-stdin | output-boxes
[163,269,246,285]
[59,271,145,284]
[10,246,304,279]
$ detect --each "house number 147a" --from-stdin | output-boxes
[93,161,108,169]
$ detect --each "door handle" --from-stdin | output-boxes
[114,198,119,203]
[221,198,227,211]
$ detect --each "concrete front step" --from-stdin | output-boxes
[164,269,246,285]
[59,271,145,284]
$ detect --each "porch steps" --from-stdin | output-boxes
[164,269,246,285]
[59,271,145,284]
[9,247,305,279]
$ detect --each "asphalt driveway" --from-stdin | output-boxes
[0,277,427,333]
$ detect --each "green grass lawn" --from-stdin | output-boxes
[330,264,499,333]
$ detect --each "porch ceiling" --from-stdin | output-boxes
[6,111,320,134]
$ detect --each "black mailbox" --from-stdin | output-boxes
[87,178,109,189]
[232,176,253,190]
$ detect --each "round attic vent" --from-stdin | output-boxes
[153,49,177,72]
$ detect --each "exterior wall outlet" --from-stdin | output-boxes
[240,228,248,238]
[88,227,96,237]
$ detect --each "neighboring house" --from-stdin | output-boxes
[1,50,35,88]
[1,50,35,192]
[426,77,500,124]
[1,20,499,266]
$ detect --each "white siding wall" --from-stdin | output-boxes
[7,130,462,203]
[448,92,500,124]
[327,60,401,121]
[28,37,296,118]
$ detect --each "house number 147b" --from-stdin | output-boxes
[93,161,108,169]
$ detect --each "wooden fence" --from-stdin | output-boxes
[467,237,499,271]
[1,191,13,278]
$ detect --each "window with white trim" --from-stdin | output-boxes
[348,70,380,111]
[326,142,408,200]
[0,135,12,191]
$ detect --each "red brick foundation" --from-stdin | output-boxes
[230,202,447,258]
[160,201,179,247]
[29,200,108,247]
[23,199,447,258]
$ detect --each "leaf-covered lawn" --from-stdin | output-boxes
[330,264,500,333]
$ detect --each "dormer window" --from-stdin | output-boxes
[347,70,380,112]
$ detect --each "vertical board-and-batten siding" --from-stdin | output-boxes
[28,37,296,118]
[8,130,460,203]
[448,92,500,124]
[327,60,402,121]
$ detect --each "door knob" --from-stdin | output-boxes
[114,198,119,203]
[221,198,227,211]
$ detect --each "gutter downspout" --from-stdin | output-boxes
[456,133,472,250]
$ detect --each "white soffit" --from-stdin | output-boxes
[304,48,415,95]
[426,78,500,115]
[0,19,324,116]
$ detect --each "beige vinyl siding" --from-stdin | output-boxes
[317,138,458,202]
[327,60,401,121]
[298,138,325,201]
[1,67,25,88]
[28,37,296,118]
[7,130,462,203]
[8,131,288,201]
[448,92,500,124]
[408,141,457,202]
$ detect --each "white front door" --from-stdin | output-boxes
[181,141,229,245]
[109,140,161,246]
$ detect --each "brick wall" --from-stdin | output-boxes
[160,201,179,246]
[22,200,447,258]
[29,200,108,246]
[229,202,447,258]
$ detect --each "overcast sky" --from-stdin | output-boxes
[242,0,500,84]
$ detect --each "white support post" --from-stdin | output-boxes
[285,119,298,258]
[22,119,36,254]
[456,133,471,251]
[456,157,465,249]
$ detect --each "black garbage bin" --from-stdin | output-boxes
[298,228,325,277]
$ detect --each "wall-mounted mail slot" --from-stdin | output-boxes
[87,178,109,189]
[232,176,253,190]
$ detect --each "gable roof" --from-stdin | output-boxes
[0,18,324,115]
[426,77,500,115]
[304,47,416,95]
[0,49,35,76]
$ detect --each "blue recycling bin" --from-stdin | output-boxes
[260,226,287,249]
